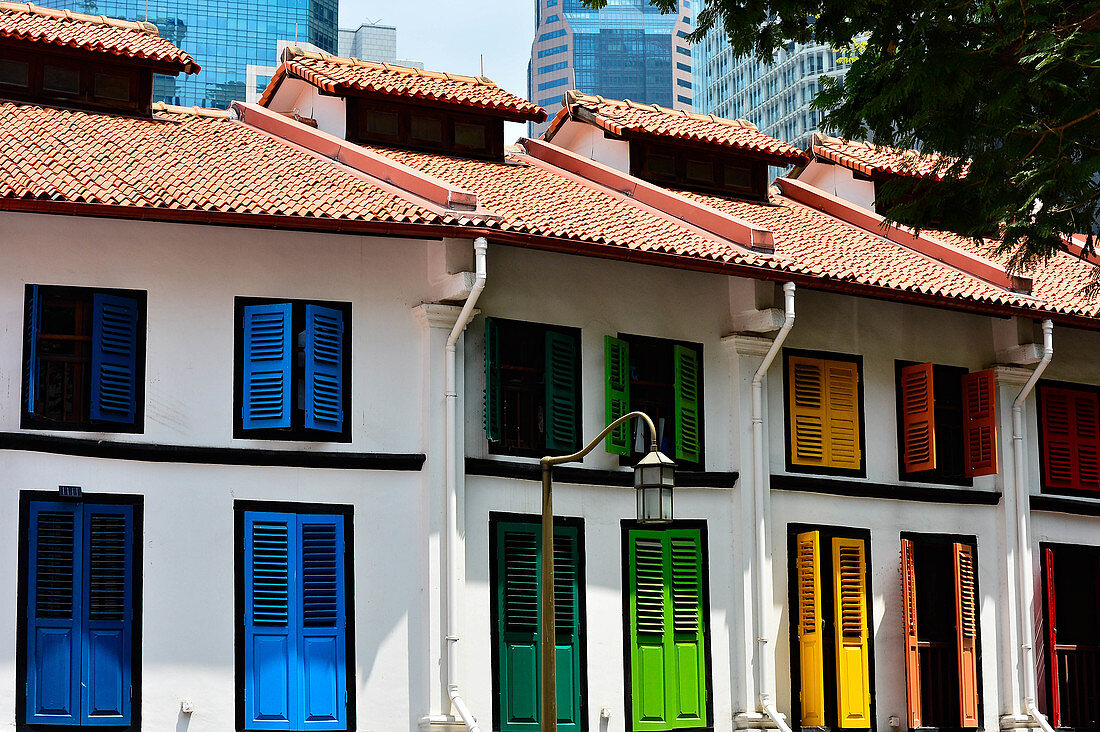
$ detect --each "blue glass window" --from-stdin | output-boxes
[538,61,569,75]
[546,14,559,22]
[678,95,694,105]
[677,62,691,72]
[538,95,564,106]
[539,29,567,42]
[538,44,568,58]
[547,0,558,5]
[677,45,692,56]
[677,29,690,38]
[538,77,570,91]
[678,79,693,88]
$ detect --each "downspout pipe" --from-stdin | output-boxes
[444,237,488,732]
[1011,320,1054,732]
[752,282,796,732]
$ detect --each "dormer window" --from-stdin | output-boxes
[630,140,768,199]
[0,48,145,113]
[348,98,503,160]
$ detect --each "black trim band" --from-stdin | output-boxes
[467,457,738,488]
[0,432,425,471]
[1031,494,1100,517]
[772,474,1001,505]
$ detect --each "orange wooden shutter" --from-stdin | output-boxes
[796,531,826,726]
[901,538,921,729]
[962,369,998,477]
[825,360,862,470]
[900,363,936,473]
[953,543,980,727]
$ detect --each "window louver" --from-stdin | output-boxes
[836,544,866,638]
[545,330,578,450]
[956,546,976,638]
[302,523,339,627]
[504,530,538,634]
[901,363,936,472]
[88,513,126,621]
[797,534,819,636]
[670,537,700,633]
[792,359,826,462]
[553,533,575,637]
[90,293,140,423]
[304,304,344,432]
[35,511,74,619]
[605,336,631,456]
[242,304,291,429]
[633,537,665,634]
[674,345,701,464]
[251,522,289,625]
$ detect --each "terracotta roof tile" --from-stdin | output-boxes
[544,90,806,164]
[264,47,545,122]
[0,1,198,73]
[810,132,964,180]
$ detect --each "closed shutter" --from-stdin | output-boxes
[953,543,980,727]
[789,357,828,467]
[826,361,862,470]
[245,514,295,729]
[795,531,826,727]
[90,292,140,424]
[545,330,578,451]
[1043,547,1060,728]
[303,305,345,433]
[243,304,293,430]
[901,538,921,729]
[832,537,871,728]
[673,345,701,464]
[298,517,346,729]
[552,530,582,730]
[485,318,501,442]
[900,363,936,473]
[1041,386,1100,492]
[962,370,998,477]
[24,284,40,414]
[605,336,631,456]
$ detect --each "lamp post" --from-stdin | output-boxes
[539,411,676,731]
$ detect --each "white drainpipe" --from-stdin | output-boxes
[1011,320,1054,732]
[444,237,488,732]
[752,282,796,732]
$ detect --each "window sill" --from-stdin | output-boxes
[467,457,738,488]
[1032,493,1100,516]
[772,474,1001,505]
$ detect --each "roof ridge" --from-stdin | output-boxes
[0,0,160,34]
[151,101,228,119]
[566,89,759,130]
[284,46,498,88]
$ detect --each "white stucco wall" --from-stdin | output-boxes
[798,161,877,212]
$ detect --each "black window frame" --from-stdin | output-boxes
[782,348,867,478]
[628,139,769,200]
[894,361,973,487]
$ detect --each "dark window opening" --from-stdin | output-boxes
[348,98,504,160]
[1042,544,1100,730]
[913,542,961,727]
[629,140,769,200]
[43,64,79,94]
[94,72,131,102]
[0,58,29,87]
[0,49,148,113]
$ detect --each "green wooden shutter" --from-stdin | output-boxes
[485,318,501,442]
[673,345,701,464]
[545,330,578,451]
[627,528,708,731]
[606,336,631,456]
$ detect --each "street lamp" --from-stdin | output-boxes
[538,411,675,731]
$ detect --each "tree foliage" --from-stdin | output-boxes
[585,0,1100,273]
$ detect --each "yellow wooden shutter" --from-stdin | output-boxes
[825,360,862,470]
[832,537,872,728]
[789,357,828,467]
[795,531,826,726]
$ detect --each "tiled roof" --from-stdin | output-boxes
[543,90,806,164]
[809,132,963,180]
[261,47,546,122]
[0,1,198,73]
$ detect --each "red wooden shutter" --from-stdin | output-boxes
[901,539,921,729]
[901,363,936,472]
[1073,392,1100,491]
[953,543,980,727]
[962,370,998,477]
[1041,387,1100,491]
[1043,546,1060,728]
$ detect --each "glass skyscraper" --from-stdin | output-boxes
[528,0,693,136]
[55,0,337,109]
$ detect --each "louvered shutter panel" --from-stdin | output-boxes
[243,304,293,430]
[24,284,40,415]
[297,516,346,730]
[26,502,82,725]
[545,330,578,451]
[303,305,345,434]
[244,513,296,729]
[630,534,669,729]
[485,319,501,442]
[1043,547,1060,728]
[605,336,632,456]
[1041,387,1100,492]
[795,531,826,726]
[962,370,998,477]
[90,293,140,424]
[790,357,828,467]
[953,543,980,727]
[901,538,922,729]
[673,345,702,464]
[825,360,862,471]
[832,537,871,728]
[1073,391,1100,491]
[900,363,936,472]
[498,526,539,729]
[552,528,583,731]
[668,532,706,726]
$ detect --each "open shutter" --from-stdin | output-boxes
[673,345,701,464]
[790,357,828,467]
[630,533,669,729]
[796,531,826,727]
[953,543,980,727]
[24,284,40,415]
[832,537,872,728]
[668,532,706,727]
[90,292,140,424]
[26,502,82,726]
[485,318,501,442]
[552,529,583,731]
[497,526,540,730]
[545,330,578,451]
[962,370,998,477]
[243,304,292,430]
[826,360,862,471]
[605,336,631,456]
[297,516,346,730]
[901,538,921,729]
[244,512,296,729]
[1043,547,1060,728]
[303,305,345,434]
[900,363,936,473]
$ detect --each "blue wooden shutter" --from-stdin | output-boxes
[304,305,345,434]
[243,304,293,430]
[26,502,83,726]
[245,512,296,730]
[545,330,578,451]
[296,516,346,730]
[485,318,501,442]
[90,293,140,424]
[81,504,133,726]
[24,284,40,415]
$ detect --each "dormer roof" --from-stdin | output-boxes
[543,90,806,166]
[259,47,546,123]
[0,1,198,74]
[809,132,965,181]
